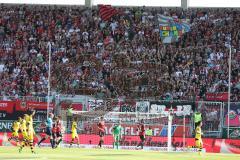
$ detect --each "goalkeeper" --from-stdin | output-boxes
[195,121,203,155]
[112,121,122,149]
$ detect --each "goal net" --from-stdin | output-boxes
[62,109,193,151]
[196,101,223,138]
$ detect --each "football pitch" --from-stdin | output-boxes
[0,146,240,160]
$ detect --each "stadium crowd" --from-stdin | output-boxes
[0,5,240,101]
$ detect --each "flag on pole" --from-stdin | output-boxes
[98,5,119,21]
[158,15,191,43]
[158,15,174,24]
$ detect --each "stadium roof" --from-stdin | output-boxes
[0,0,240,7]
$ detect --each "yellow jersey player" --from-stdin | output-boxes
[27,110,36,153]
[19,110,36,154]
[70,117,79,147]
[8,117,21,146]
[195,121,203,155]
[20,116,28,142]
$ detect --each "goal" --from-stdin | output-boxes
[63,109,193,151]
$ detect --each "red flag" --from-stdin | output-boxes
[99,5,119,21]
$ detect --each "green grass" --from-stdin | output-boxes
[0,146,240,160]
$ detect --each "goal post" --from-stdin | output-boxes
[69,109,192,151]
[167,111,173,151]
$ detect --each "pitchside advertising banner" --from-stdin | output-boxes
[0,120,42,132]
[0,100,54,121]
[85,122,190,137]
[222,128,240,139]
[224,102,240,127]
[222,102,240,138]
[1,132,240,154]
[149,101,195,115]
[87,99,196,113]
[116,100,195,113]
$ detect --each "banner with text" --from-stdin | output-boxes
[205,92,228,101]
[149,101,195,115]
[1,132,240,153]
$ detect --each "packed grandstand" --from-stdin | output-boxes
[0,4,239,101]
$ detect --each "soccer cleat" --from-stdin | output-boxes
[32,151,36,154]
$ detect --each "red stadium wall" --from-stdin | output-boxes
[1,132,240,154]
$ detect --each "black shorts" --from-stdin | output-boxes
[52,132,57,139]
[46,127,52,136]
[139,135,145,141]
[57,132,62,138]
[99,131,105,137]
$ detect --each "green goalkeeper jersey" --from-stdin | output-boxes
[113,125,122,135]
[194,112,202,123]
